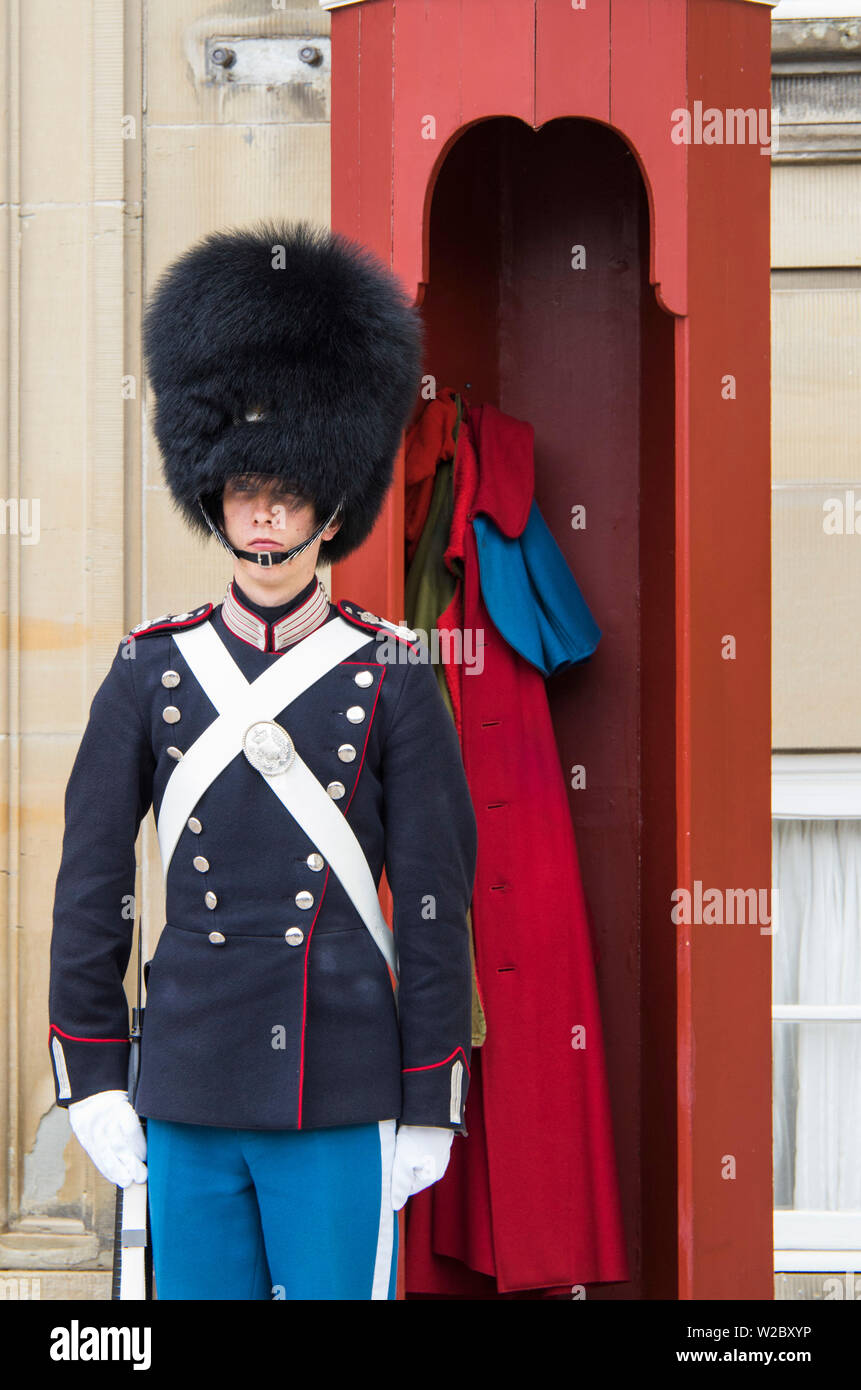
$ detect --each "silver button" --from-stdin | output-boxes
[193,855,210,872]
[306,852,324,871]
[174,612,190,622]
[326,781,346,800]
[295,890,314,910]
[187,817,202,834]
[337,743,357,762]
[359,610,378,623]
[204,891,218,909]
[162,706,181,724]
[161,670,181,688]
[285,927,304,947]
[345,705,365,723]
[167,746,183,761]
[208,931,226,945]
[354,670,374,687]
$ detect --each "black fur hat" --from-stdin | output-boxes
[142,219,424,564]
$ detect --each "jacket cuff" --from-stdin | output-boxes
[400,1048,470,1136]
[49,1028,130,1107]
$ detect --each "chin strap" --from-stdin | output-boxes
[197,497,344,567]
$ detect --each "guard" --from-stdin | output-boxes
[47,220,478,1300]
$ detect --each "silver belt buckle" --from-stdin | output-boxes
[242,719,295,776]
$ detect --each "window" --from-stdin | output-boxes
[772,753,861,1272]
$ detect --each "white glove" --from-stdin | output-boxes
[390,1124,454,1211]
[67,1089,148,1189]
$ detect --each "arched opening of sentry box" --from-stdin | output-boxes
[416,114,678,1299]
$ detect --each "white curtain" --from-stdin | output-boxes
[772,818,861,1210]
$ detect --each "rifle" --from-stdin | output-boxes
[111,918,153,1300]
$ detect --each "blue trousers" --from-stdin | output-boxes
[146,1117,398,1300]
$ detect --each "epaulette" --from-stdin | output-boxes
[336,599,420,648]
[123,602,214,644]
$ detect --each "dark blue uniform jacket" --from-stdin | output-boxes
[48,584,477,1134]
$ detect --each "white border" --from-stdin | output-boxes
[772,753,861,819]
[772,2,861,15]
[775,1213,861,1275]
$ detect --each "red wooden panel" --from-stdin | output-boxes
[536,0,611,127]
[610,0,688,316]
[337,0,395,260]
[392,0,534,297]
[329,4,362,242]
[681,0,773,1299]
[460,0,535,124]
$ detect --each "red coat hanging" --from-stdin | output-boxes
[404,400,629,1297]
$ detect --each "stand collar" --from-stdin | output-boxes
[221,576,331,652]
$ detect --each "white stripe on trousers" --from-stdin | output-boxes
[373,1119,398,1299]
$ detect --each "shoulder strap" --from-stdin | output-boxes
[125,603,213,643]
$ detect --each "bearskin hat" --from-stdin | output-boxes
[141,219,424,565]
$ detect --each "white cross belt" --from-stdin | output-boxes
[157,616,399,987]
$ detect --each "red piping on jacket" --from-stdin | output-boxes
[49,1024,128,1044]
[403,1046,471,1077]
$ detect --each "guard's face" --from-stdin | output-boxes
[221,476,340,558]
